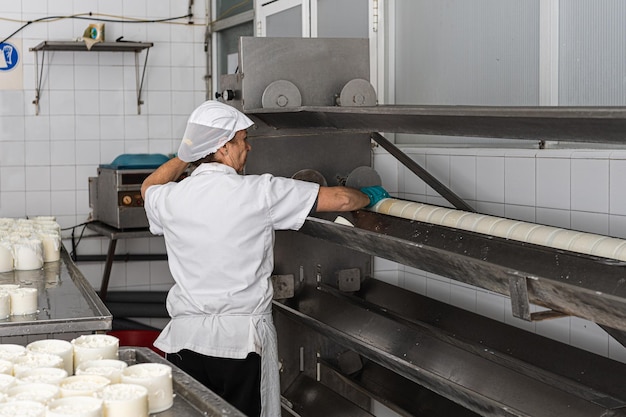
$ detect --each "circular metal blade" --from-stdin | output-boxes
[345,166,381,189]
[338,78,377,107]
[292,169,328,186]
[262,80,302,108]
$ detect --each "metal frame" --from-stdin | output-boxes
[79,221,166,302]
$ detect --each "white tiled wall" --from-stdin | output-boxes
[0,2,209,298]
[373,146,626,364]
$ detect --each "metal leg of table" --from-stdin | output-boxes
[100,238,118,302]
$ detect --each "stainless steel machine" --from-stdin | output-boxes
[223,37,626,417]
[89,154,170,229]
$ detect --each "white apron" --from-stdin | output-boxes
[257,312,280,417]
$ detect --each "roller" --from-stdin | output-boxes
[370,198,626,262]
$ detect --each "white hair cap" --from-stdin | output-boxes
[177,100,254,162]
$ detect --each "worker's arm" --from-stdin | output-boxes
[315,186,370,212]
[141,157,189,199]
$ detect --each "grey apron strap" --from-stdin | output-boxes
[258,314,280,417]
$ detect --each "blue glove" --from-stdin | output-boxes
[360,185,390,208]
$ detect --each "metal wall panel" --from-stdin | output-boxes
[559,1,626,105]
[394,0,540,107]
[267,5,303,37]
[316,0,369,38]
[392,0,541,145]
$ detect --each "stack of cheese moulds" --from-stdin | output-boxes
[0,334,173,416]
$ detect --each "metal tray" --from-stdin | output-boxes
[0,246,111,337]
[119,347,245,417]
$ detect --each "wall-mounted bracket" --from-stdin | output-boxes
[336,268,361,292]
[271,274,295,300]
[29,41,153,115]
[508,275,569,322]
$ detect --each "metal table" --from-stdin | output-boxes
[0,245,111,337]
[82,221,166,301]
[120,347,245,417]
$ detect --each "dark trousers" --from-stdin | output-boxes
[167,349,262,417]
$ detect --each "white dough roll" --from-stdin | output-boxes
[371,198,626,262]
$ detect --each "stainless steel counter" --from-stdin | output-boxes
[120,347,245,417]
[0,245,111,337]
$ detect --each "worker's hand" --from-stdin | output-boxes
[360,185,390,208]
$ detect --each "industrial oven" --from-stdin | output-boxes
[88,154,170,229]
[222,37,626,417]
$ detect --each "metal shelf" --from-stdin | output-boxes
[246,105,626,144]
[299,212,626,334]
[30,41,152,53]
[29,41,153,115]
[274,284,626,417]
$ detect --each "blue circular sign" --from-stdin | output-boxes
[0,42,19,72]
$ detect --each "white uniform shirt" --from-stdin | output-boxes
[144,162,319,358]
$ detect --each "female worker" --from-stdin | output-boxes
[141,100,387,417]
